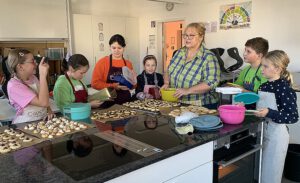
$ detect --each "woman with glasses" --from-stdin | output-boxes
[162,23,221,109]
[91,34,136,107]
[6,49,54,123]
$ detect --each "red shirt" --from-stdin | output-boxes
[91,56,134,90]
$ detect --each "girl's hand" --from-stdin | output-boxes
[44,107,55,121]
[161,84,169,90]
[254,108,269,118]
[90,100,103,108]
[39,57,49,78]
[174,88,190,98]
[0,75,5,85]
[115,83,129,90]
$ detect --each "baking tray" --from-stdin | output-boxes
[91,104,141,123]
[17,117,94,140]
[160,105,218,117]
[0,126,43,154]
[122,99,180,114]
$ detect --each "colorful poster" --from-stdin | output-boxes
[219,1,252,30]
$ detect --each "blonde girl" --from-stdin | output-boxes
[7,49,54,123]
[254,50,298,183]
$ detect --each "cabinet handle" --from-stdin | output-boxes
[218,144,262,168]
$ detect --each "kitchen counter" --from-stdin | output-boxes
[0,114,262,183]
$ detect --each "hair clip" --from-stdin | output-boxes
[19,52,25,57]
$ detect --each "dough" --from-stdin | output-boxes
[0,146,11,154]
[9,143,21,150]
[23,136,33,142]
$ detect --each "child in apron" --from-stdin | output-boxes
[136,55,164,100]
[54,54,103,111]
[7,49,54,124]
[234,37,269,93]
[254,50,299,183]
[91,34,136,107]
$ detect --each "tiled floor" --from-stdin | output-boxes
[282,176,300,183]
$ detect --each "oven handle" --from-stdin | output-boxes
[218,144,262,168]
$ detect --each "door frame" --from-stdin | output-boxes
[155,18,185,74]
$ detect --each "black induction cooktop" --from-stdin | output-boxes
[42,114,186,181]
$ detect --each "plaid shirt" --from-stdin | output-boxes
[168,44,220,105]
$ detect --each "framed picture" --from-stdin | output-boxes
[151,21,156,28]
[149,35,155,49]
[99,33,104,41]
[98,23,103,31]
[99,43,104,52]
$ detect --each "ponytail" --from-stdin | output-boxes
[264,50,293,86]
[282,70,293,85]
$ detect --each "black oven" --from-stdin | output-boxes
[213,123,262,183]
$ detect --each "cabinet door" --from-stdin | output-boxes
[164,162,213,183]
[124,18,140,74]
[109,17,126,37]
[0,0,68,39]
[72,14,94,84]
[106,142,213,183]
[72,15,139,85]
[91,16,111,65]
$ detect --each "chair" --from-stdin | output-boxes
[210,48,228,73]
[227,47,243,72]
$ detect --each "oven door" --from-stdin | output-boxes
[213,139,262,183]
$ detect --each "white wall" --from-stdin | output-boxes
[128,0,300,72]
[70,0,300,73]
[183,0,300,72]
[126,0,186,73]
[71,0,129,16]
[0,0,68,40]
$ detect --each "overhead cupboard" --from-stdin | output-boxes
[0,0,68,40]
[71,14,139,85]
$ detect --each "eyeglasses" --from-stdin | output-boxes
[182,34,199,40]
[23,59,37,65]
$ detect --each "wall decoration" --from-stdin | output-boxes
[149,35,156,49]
[219,1,252,30]
[99,33,104,41]
[99,43,104,52]
[98,23,103,31]
[151,21,156,28]
[201,21,218,33]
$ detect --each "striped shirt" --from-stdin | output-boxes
[168,44,221,105]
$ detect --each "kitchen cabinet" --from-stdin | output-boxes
[106,141,213,183]
[164,162,212,183]
[72,14,139,85]
[72,14,94,84]
[0,0,68,40]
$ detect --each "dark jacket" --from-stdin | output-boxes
[135,71,164,94]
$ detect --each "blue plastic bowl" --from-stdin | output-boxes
[112,75,133,89]
[63,103,91,120]
[234,92,260,104]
